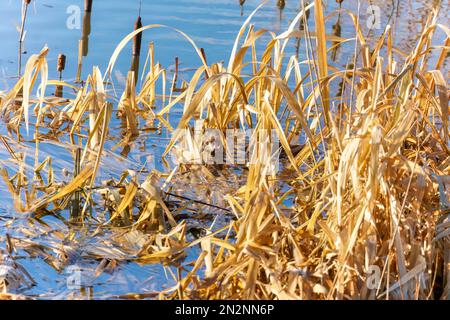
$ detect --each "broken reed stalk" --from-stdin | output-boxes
[313,0,330,126]
[18,0,31,77]
[85,0,93,12]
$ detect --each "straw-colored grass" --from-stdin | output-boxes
[0,1,449,299]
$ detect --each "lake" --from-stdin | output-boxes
[0,0,448,299]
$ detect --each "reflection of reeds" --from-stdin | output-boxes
[55,54,66,97]
[18,0,31,77]
[295,1,310,57]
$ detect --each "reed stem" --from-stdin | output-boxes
[70,147,82,221]
[18,0,31,77]
[130,15,143,83]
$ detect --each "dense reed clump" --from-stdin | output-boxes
[0,1,448,299]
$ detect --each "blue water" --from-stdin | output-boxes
[1,0,446,88]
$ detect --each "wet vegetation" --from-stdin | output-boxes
[0,0,449,299]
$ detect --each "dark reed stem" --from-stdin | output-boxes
[77,1,93,82]
[131,15,143,83]
[85,0,93,12]
[171,56,179,93]
[200,48,209,79]
[239,0,245,16]
[18,0,31,77]
[277,0,285,21]
[56,54,66,97]
[164,192,231,213]
[70,147,82,220]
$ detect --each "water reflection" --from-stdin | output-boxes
[331,13,342,62]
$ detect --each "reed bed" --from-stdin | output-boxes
[0,1,449,299]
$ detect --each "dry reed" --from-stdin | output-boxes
[0,0,448,300]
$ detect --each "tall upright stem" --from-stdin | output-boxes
[18,1,30,77]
